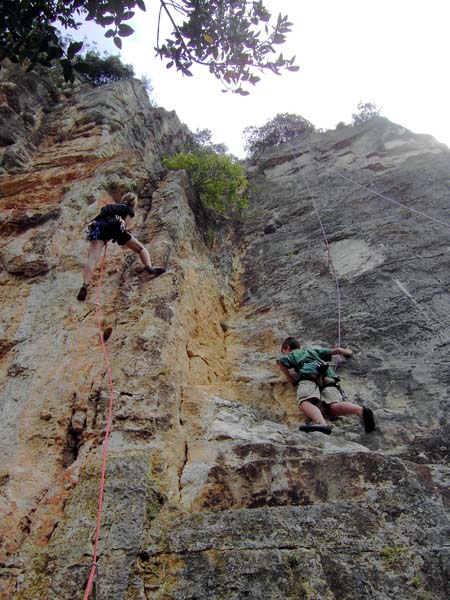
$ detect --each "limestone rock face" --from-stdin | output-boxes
[0,68,449,600]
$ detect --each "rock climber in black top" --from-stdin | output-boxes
[77,192,165,301]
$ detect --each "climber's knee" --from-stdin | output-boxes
[124,236,145,253]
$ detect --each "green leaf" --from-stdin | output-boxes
[67,41,83,59]
[105,29,115,38]
[98,15,115,26]
[46,45,64,60]
[272,34,285,44]
[114,37,122,49]
[118,24,134,37]
[136,0,146,11]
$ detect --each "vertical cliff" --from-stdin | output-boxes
[0,66,449,599]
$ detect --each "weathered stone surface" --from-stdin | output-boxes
[0,64,59,174]
[1,68,449,600]
[239,117,450,456]
[140,498,450,599]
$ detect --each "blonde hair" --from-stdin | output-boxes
[121,192,138,212]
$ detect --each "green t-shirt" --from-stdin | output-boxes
[277,348,338,380]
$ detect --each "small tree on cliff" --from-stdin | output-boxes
[186,128,228,156]
[243,113,315,158]
[73,49,135,86]
[0,1,298,94]
[45,36,137,87]
[351,101,381,126]
[163,152,248,215]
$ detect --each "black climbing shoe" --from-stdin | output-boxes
[102,327,113,342]
[145,266,166,277]
[77,284,88,301]
[362,407,376,433]
[299,424,332,435]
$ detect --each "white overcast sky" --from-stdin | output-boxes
[72,0,450,157]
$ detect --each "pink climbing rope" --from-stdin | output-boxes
[83,244,115,600]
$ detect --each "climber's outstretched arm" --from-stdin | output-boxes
[331,347,352,358]
[277,361,297,385]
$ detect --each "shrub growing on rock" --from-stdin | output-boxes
[243,113,315,158]
[187,128,228,156]
[73,50,134,86]
[351,101,381,126]
[163,152,248,215]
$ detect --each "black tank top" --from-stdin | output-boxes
[94,203,134,221]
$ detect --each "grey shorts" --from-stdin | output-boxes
[296,379,342,406]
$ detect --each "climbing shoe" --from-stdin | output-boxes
[362,407,376,433]
[77,284,88,301]
[299,424,332,435]
[145,266,166,277]
[102,327,113,342]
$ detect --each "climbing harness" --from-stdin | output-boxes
[83,243,115,600]
[86,215,129,245]
[296,358,347,399]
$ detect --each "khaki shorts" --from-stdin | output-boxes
[296,379,342,406]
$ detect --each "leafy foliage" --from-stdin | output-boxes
[0,1,142,82]
[140,74,154,96]
[0,1,298,93]
[156,0,299,94]
[187,128,228,155]
[352,101,381,126]
[243,113,315,157]
[73,49,134,85]
[163,152,248,214]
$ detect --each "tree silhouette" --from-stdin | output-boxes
[0,0,298,94]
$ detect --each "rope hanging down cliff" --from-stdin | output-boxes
[83,244,115,600]
[329,169,450,230]
[281,137,450,355]
[283,139,343,364]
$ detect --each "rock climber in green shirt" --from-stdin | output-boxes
[277,337,376,435]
